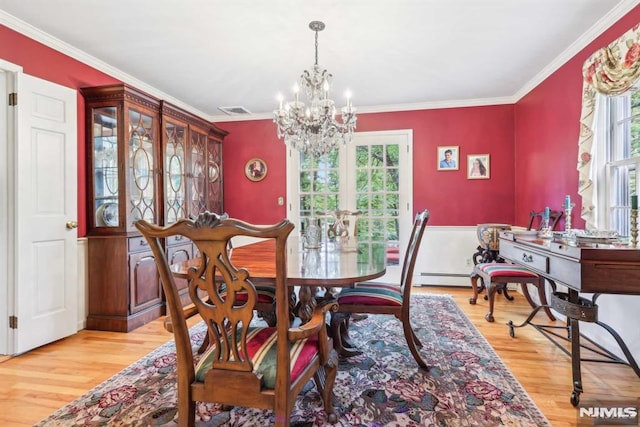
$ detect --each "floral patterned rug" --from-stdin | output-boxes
[36,294,549,426]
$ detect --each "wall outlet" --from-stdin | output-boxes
[465,258,472,266]
[277,196,284,206]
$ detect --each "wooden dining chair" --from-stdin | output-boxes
[329,210,430,369]
[528,208,563,231]
[136,212,338,426]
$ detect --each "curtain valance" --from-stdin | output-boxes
[578,23,640,229]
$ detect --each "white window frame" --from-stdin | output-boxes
[595,88,640,236]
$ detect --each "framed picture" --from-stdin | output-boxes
[467,154,490,179]
[437,146,459,170]
[245,158,267,182]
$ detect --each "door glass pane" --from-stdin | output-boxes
[298,152,340,234]
[164,120,186,224]
[129,108,155,223]
[386,145,399,167]
[92,106,118,227]
[190,131,207,216]
[352,141,402,264]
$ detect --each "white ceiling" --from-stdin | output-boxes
[1,0,638,122]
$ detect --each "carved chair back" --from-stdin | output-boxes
[136,212,338,426]
[527,209,563,231]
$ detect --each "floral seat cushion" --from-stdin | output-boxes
[337,282,403,306]
[195,327,319,389]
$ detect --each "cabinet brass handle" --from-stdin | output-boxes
[66,220,78,229]
[522,253,534,263]
[139,239,148,246]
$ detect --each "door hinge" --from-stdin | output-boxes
[9,315,17,329]
[8,92,17,106]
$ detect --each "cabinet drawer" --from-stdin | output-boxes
[500,243,549,273]
[128,236,151,252]
[167,234,190,246]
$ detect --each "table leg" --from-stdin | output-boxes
[296,285,317,324]
[568,289,583,407]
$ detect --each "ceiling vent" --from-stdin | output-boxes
[218,106,252,115]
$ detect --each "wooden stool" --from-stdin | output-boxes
[469,263,556,323]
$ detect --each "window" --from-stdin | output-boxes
[600,87,640,236]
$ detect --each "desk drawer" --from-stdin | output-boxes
[500,243,549,273]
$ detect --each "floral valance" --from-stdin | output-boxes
[578,23,640,229]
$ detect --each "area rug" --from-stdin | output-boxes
[36,294,550,426]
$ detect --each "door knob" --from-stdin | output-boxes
[66,220,78,229]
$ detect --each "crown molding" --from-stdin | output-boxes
[514,0,640,101]
[210,96,516,123]
[0,10,211,120]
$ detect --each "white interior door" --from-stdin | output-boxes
[12,73,78,354]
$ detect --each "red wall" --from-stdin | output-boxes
[4,4,640,233]
[221,104,516,226]
[514,5,640,229]
[1,25,120,237]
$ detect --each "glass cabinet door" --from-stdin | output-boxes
[207,138,223,214]
[91,106,120,228]
[128,107,157,225]
[189,129,207,217]
[164,119,187,224]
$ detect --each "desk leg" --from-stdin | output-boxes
[568,289,583,406]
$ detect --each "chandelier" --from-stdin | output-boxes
[274,21,357,157]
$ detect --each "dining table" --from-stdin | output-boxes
[170,236,388,356]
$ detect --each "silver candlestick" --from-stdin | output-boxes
[631,209,638,247]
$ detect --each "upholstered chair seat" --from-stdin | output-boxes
[195,327,320,389]
[337,282,403,306]
[470,262,556,323]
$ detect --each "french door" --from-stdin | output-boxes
[286,130,413,265]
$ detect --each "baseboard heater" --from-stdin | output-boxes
[415,272,470,287]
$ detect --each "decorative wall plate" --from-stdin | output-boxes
[97,202,118,227]
[245,158,267,182]
[208,161,220,183]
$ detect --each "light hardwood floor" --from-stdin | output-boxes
[0,286,638,426]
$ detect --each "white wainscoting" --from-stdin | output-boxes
[78,238,88,331]
[413,226,478,287]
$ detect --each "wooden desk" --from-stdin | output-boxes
[499,231,640,406]
[171,237,387,354]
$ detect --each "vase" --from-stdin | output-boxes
[476,223,511,251]
[304,217,322,249]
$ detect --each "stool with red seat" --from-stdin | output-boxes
[469,263,556,323]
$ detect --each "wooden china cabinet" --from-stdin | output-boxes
[160,102,226,307]
[82,84,227,331]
